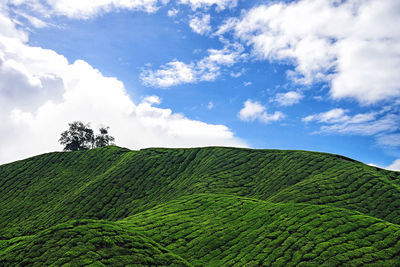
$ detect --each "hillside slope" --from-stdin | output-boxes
[0,146,399,265]
[0,220,190,266]
[121,193,400,266]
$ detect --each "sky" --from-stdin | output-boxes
[0,0,399,170]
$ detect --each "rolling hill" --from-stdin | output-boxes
[0,146,399,266]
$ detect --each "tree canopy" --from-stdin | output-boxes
[59,121,115,151]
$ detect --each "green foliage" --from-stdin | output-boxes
[0,220,190,266]
[95,127,115,148]
[0,146,399,265]
[59,121,115,151]
[59,121,94,151]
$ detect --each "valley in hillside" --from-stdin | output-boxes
[0,146,400,266]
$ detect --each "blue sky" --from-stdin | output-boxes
[0,0,399,170]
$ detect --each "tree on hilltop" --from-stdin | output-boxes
[95,126,115,148]
[59,121,115,151]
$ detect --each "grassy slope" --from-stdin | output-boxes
[121,193,400,266]
[0,146,400,265]
[0,220,190,266]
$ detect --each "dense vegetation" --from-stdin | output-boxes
[0,146,399,266]
[0,220,189,266]
[59,121,115,151]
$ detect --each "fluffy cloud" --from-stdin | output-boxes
[141,43,244,87]
[0,8,246,164]
[303,108,399,136]
[189,14,211,35]
[179,0,237,11]
[369,159,400,172]
[238,100,284,124]
[220,0,400,104]
[141,61,196,87]
[0,6,28,41]
[386,159,400,172]
[167,8,179,17]
[275,91,303,106]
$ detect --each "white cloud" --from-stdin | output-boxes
[238,99,284,124]
[230,71,242,78]
[167,8,178,17]
[377,134,400,147]
[302,108,350,124]
[179,0,237,11]
[319,114,398,136]
[141,43,244,87]
[141,61,196,87]
[243,81,251,86]
[221,0,400,104]
[275,91,303,106]
[8,0,239,20]
[207,101,214,110]
[14,11,49,28]
[0,8,246,164]
[386,159,400,172]
[214,17,238,36]
[142,95,161,105]
[0,6,28,41]
[368,159,400,172]
[230,68,245,78]
[189,14,211,35]
[303,108,399,136]
[367,163,378,168]
[5,0,165,20]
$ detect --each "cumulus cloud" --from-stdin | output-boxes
[369,159,400,172]
[275,91,303,106]
[189,14,211,35]
[0,6,28,41]
[141,43,244,87]
[303,108,399,136]
[386,159,400,172]
[142,95,161,105]
[0,7,246,164]
[238,99,284,124]
[178,0,237,11]
[219,0,400,104]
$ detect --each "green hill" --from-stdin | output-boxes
[0,146,399,266]
[0,220,190,266]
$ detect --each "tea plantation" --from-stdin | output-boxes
[0,146,399,266]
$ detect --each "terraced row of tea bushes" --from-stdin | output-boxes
[0,146,399,238]
[269,164,400,224]
[0,146,131,237]
[122,193,400,266]
[0,146,400,266]
[0,220,190,266]
[2,193,400,266]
